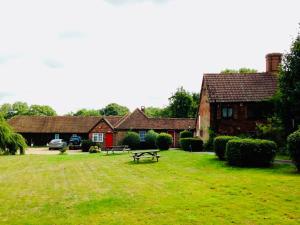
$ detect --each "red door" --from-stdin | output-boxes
[167,130,175,147]
[105,133,113,148]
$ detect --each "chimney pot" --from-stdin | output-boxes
[266,53,282,75]
[141,106,145,113]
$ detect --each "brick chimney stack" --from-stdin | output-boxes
[266,53,282,75]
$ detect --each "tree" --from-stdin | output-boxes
[190,92,200,118]
[12,102,29,115]
[145,107,170,118]
[28,105,57,116]
[0,117,27,155]
[73,109,101,116]
[100,103,129,116]
[168,87,193,118]
[0,103,12,119]
[278,31,300,134]
[221,68,258,74]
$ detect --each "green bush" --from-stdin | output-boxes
[89,146,101,153]
[180,138,203,152]
[81,140,100,152]
[156,133,173,150]
[287,130,300,172]
[59,146,67,154]
[203,129,216,152]
[145,130,158,149]
[122,132,140,150]
[213,136,239,160]
[180,130,193,139]
[226,139,277,167]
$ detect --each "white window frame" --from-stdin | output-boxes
[92,133,104,143]
[139,131,146,142]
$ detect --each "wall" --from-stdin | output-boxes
[196,85,211,141]
[88,120,114,147]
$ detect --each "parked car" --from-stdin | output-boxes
[68,135,82,150]
[49,139,67,150]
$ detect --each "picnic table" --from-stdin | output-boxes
[103,145,130,154]
[131,150,160,163]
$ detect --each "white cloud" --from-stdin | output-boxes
[0,0,299,114]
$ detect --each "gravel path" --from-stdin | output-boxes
[26,147,87,155]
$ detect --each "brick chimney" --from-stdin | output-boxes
[141,106,145,113]
[266,53,282,75]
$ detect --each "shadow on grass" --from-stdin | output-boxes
[126,160,159,165]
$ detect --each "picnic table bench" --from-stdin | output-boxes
[103,145,130,154]
[131,150,160,163]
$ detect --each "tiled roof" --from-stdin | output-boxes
[115,109,195,130]
[8,116,123,133]
[203,73,278,102]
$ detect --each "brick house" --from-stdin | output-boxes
[195,53,282,141]
[8,108,195,148]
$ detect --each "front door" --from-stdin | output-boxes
[105,133,113,148]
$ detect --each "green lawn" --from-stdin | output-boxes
[0,151,299,225]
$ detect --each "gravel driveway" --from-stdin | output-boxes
[26,147,87,155]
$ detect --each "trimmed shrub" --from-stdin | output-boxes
[145,130,159,149]
[287,130,300,172]
[81,140,100,152]
[203,129,216,152]
[59,145,67,154]
[213,136,239,160]
[156,133,173,150]
[89,146,101,153]
[122,132,140,150]
[226,139,277,167]
[180,138,203,152]
[180,130,193,139]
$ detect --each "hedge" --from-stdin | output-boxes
[226,138,277,167]
[122,132,140,150]
[156,133,173,150]
[180,130,193,139]
[287,130,300,172]
[213,136,239,160]
[145,130,159,149]
[180,138,203,152]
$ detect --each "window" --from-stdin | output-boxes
[222,107,233,119]
[139,131,146,142]
[92,133,104,143]
[54,134,60,139]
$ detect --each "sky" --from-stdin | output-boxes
[0,0,299,115]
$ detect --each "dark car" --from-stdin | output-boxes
[69,135,82,150]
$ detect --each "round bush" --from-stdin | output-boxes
[89,146,101,153]
[287,130,300,172]
[180,130,193,139]
[156,133,173,150]
[81,140,96,152]
[145,130,158,149]
[122,132,140,150]
[213,136,239,160]
[226,139,277,167]
[180,138,203,152]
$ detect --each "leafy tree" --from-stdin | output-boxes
[12,102,29,115]
[278,31,300,134]
[100,103,129,116]
[145,106,170,118]
[190,92,200,118]
[0,117,27,155]
[168,87,193,118]
[73,109,101,116]
[28,105,57,116]
[221,68,258,74]
[0,103,13,119]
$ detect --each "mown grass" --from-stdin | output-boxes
[0,150,299,225]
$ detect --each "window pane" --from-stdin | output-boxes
[222,108,228,118]
[139,131,146,142]
[100,133,104,143]
[228,108,233,118]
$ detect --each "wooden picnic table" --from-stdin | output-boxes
[131,150,160,163]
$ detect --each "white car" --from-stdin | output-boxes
[49,139,67,150]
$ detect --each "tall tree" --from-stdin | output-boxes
[12,102,29,115]
[168,87,193,118]
[100,103,129,116]
[0,103,12,119]
[145,106,170,118]
[73,109,101,116]
[278,31,300,134]
[28,105,57,116]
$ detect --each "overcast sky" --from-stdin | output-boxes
[0,0,299,115]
